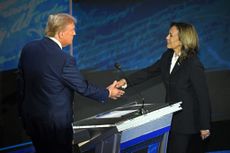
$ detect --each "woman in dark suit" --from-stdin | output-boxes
[116,22,211,153]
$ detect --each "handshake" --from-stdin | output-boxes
[106,79,127,100]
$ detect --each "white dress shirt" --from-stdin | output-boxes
[170,52,180,73]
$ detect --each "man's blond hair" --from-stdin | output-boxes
[45,13,76,37]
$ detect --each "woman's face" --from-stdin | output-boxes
[166,26,182,53]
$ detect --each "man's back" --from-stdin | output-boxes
[19,37,73,121]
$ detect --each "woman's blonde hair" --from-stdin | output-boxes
[170,22,199,60]
[45,13,76,37]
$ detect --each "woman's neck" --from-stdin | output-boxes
[174,48,181,56]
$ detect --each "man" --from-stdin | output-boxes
[17,13,124,153]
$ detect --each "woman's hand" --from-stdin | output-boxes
[200,129,210,140]
[115,79,127,89]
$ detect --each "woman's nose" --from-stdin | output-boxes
[166,35,169,40]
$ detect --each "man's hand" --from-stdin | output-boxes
[115,79,127,89]
[107,80,125,100]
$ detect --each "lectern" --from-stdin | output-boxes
[73,102,182,153]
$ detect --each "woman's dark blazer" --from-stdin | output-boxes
[127,49,211,134]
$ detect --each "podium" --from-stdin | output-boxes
[73,102,182,153]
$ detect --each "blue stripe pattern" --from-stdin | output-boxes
[120,126,171,150]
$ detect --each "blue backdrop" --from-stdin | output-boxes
[0,0,69,71]
[0,0,230,72]
[73,0,230,71]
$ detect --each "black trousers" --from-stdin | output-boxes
[23,117,73,153]
[167,131,204,153]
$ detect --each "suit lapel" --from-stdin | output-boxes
[167,51,174,75]
[170,58,184,76]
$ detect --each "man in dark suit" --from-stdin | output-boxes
[116,22,211,153]
[17,13,124,153]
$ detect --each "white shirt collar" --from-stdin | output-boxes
[48,37,62,50]
[170,52,180,73]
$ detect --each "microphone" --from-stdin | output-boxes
[114,63,121,71]
[114,63,147,115]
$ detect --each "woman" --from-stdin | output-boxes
[117,22,211,153]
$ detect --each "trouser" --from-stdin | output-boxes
[167,131,204,153]
[23,117,73,153]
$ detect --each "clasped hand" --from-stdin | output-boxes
[107,80,125,100]
[115,79,127,89]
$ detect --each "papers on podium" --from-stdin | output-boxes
[95,110,137,119]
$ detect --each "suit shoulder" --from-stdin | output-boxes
[187,55,205,70]
[161,49,173,59]
[22,38,43,49]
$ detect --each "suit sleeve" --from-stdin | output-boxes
[126,50,171,86]
[127,59,161,86]
[61,55,109,103]
[190,57,211,130]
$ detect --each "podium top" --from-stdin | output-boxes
[73,102,182,131]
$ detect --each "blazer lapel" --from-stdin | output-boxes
[167,51,174,75]
[170,58,183,76]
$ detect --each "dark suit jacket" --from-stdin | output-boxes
[127,49,211,134]
[18,37,109,126]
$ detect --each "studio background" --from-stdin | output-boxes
[0,0,230,150]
